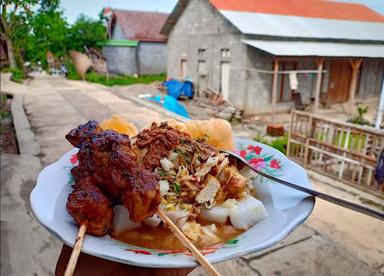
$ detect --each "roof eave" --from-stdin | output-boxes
[160,0,189,35]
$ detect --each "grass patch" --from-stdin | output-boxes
[67,69,166,86]
[253,133,288,155]
[86,72,166,86]
[10,67,25,83]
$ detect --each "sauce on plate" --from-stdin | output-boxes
[112,223,243,250]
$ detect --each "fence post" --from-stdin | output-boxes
[287,111,294,157]
[303,114,313,167]
[338,128,351,178]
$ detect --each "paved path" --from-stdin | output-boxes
[2,75,383,276]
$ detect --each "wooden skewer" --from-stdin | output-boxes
[156,208,221,276]
[64,224,87,276]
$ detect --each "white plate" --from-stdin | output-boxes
[30,137,315,268]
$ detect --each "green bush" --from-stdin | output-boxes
[66,62,82,80]
[253,134,288,155]
[10,67,25,83]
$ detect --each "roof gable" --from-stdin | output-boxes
[111,9,169,42]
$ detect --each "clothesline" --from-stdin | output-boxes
[230,66,327,75]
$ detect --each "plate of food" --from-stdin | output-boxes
[30,115,315,268]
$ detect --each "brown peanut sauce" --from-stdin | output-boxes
[112,222,243,250]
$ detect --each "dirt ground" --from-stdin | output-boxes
[0,95,19,154]
[110,84,381,139]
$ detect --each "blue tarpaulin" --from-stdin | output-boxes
[147,95,190,118]
[163,79,194,99]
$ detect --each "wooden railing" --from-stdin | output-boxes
[287,110,384,195]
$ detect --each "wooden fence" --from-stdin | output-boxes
[287,110,384,195]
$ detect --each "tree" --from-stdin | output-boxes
[0,0,60,68]
[1,0,38,67]
[67,14,107,52]
[30,9,68,63]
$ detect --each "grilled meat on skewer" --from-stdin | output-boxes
[65,120,102,148]
[66,185,113,236]
[65,121,162,231]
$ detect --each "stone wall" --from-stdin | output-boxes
[103,46,138,75]
[138,42,167,75]
[106,22,167,76]
[166,0,248,109]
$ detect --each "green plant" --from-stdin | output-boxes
[0,94,11,120]
[66,62,82,80]
[10,67,25,83]
[253,133,288,155]
[269,136,288,154]
[347,103,371,126]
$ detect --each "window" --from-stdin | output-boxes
[221,49,230,58]
[197,60,207,75]
[198,49,206,59]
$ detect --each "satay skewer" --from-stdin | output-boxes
[156,208,221,276]
[64,224,87,276]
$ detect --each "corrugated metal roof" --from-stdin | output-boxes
[221,11,384,42]
[242,39,384,58]
[111,10,169,42]
[209,0,384,22]
[161,0,384,43]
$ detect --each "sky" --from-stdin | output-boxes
[60,0,384,24]
[60,0,178,23]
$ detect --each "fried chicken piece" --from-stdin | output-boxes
[111,147,161,222]
[66,185,113,236]
[65,120,102,148]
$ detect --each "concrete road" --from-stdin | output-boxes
[1,74,383,276]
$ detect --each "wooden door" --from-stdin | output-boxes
[327,60,352,103]
[180,59,187,78]
[220,62,230,101]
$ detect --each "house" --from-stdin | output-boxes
[102,9,169,76]
[161,0,384,117]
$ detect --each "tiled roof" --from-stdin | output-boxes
[209,0,384,23]
[112,9,169,42]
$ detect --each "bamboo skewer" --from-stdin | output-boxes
[64,211,221,276]
[156,208,221,276]
[64,224,87,276]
